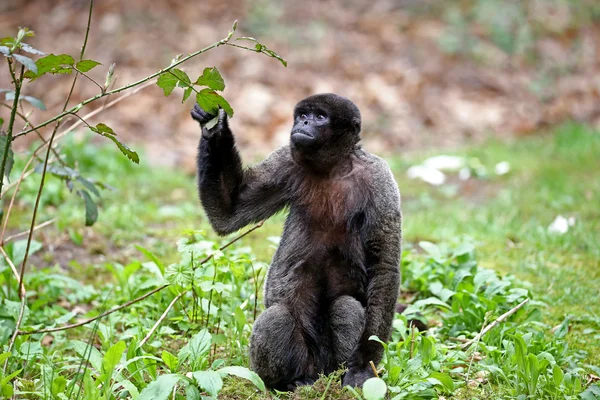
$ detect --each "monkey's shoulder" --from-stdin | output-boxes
[353,149,401,206]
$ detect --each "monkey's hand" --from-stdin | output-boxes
[191,104,227,138]
[342,366,374,388]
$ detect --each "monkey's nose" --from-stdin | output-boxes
[303,120,309,125]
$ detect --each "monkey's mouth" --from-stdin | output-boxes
[291,130,314,139]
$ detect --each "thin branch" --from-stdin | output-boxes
[17,284,169,335]
[409,325,416,359]
[2,218,56,245]
[5,1,96,364]
[466,313,488,382]
[460,298,530,350]
[369,361,379,378]
[197,220,265,265]
[16,220,266,336]
[60,0,94,111]
[0,245,25,298]
[138,291,187,348]
[0,103,67,166]
[74,68,104,92]
[0,64,24,197]
[0,77,156,240]
[0,155,35,242]
[14,37,231,140]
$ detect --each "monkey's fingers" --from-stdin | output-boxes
[191,104,215,123]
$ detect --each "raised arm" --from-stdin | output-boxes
[192,105,292,235]
[344,160,402,387]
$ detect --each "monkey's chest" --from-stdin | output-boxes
[298,181,359,233]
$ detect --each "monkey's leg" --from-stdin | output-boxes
[249,304,311,390]
[329,295,366,370]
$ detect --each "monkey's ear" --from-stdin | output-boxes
[352,117,361,134]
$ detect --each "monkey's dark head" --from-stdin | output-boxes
[290,93,362,172]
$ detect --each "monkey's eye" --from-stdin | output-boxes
[316,114,326,121]
[300,114,308,119]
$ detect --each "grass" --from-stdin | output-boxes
[3,122,599,398]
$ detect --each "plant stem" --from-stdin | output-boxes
[138,290,187,348]
[61,0,94,111]
[0,63,24,197]
[18,284,170,335]
[13,40,228,140]
[460,298,530,350]
[15,220,265,336]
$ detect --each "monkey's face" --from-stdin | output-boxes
[290,108,332,150]
[290,94,362,156]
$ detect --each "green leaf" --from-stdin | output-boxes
[217,366,266,392]
[20,43,45,55]
[185,382,201,400]
[93,122,115,135]
[182,87,193,103]
[157,68,190,96]
[161,350,179,372]
[101,341,126,378]
[39,164,78,179]
[196,89,233,118]
[70,340,103,373]
[205,116,219,130]
[138,374,183,400]
[194,67,225,91]
[1,368,22,386]
[192,370,223,397]
[78,189,98,226]
[362,377,387,400]
[178,329,212,365]
[0,352,10,364]
[77,176,101,197]
[419,241,443,262]
[428,372,455,391]
[234,306,246,331]
[12,54,37,73]
[75,59,101,72]
[580,385,600,400]
[0,134,14,182]
[22,95,46,110]
[412,297,451,310]
[135,245,165,275]
[554,316,570,339]
[24,53,74,80]
[91,124,139,163]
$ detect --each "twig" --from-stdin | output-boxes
[7,2,97,361]
[0,64,24,197]
[409,324,416,359]
[138,290,187,348]
[369,361,379,378]
[13,35,233,140]
[0,245,25,298]
[460,298,530,350]
[17,284,169,335]
[197,220,265,265]
[0,103,68,166]
[73,68,104,92]
[0,80,156,239]
[2,218,56,245]
[15,220,266,336]
[466,313,489,382]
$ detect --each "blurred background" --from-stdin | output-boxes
[2,0,600,169]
